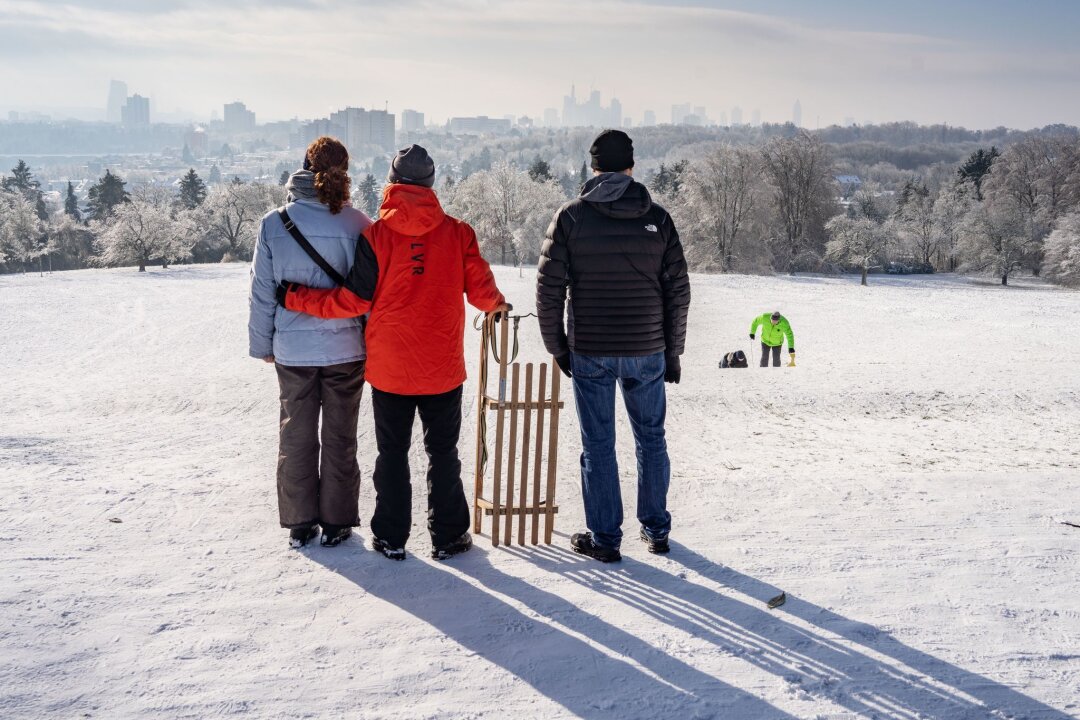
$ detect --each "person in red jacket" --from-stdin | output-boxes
[278,144,508,561]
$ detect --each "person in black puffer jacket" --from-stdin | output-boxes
[536,129,691,562]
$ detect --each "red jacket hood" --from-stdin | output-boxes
[379,183,445,236]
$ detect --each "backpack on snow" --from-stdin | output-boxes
[719,350,748,368]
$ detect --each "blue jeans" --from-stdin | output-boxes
[570,352,672,550]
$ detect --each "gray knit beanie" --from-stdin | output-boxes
[387,144,436,188]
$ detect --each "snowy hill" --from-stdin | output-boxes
[1,264,1077,719]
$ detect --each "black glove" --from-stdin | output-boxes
[789,348,795,353]
[749,333,755,340]
[664,354,681,384]
[275,281,297,307]
[554,353,572,379]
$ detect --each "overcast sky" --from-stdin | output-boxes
[2,0,1078,129]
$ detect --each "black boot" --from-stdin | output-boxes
[431,532,472,561]
[639,528,670,554]
[372,536,407,561]
[320,524,352,547]
[289,524,320,549]
[571,532,621,563]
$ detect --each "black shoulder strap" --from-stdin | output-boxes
[277,208,346,286]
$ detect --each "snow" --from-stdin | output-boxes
[1,264,1078,719]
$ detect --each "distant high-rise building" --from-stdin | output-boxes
[731,106,743,126]
[751,109,761,127]
[671,103,692,125]
[328,106,396,153]
[792,99,802,128]
[224,101,256,134]
[543,108,559,127]
[107,80,127,123]
[642,110,656,126]
[561,85,622,127]
[401,109,425,133]
[121,94,150,128]
[718,110,728,127]
[693,106,708,124]
[623,117,633,128]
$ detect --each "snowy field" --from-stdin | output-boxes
[1,263,1078,719]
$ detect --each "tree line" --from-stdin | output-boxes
[2,129,1079,288]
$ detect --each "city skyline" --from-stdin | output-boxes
[1,1,1079,130]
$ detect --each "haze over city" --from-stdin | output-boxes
[2,0,1079,129]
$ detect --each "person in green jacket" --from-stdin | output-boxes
[750,311,795,367]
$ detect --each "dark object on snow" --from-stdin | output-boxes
[372,536,406,561]
[571,531,622,563]
[320,524,352,547]
[1061,519,1080,529]
[720,350,749,368]
[108,517,123,523]
[432,532,473,560]
[767,591,787,609]
[639,528,670,554]
[289,524,319,549]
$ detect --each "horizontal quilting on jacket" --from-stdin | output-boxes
[248,198,373,366]
[536,173,691,358]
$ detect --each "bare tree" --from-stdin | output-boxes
[95,188,194,271]
[202,181,283,261]
[446,161,565,265]
[932,186,971,271]
[895,181,938,266]
[825,215,889,286]
[683,145,759,272]
[1043,211,1080,287]
[958,197,1033,286]
[760,132,836,272]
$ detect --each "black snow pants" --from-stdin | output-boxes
[760,343,782,367]
[370,385,470,548]
[275,360,366,529]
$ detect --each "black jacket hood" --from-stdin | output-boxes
[579,172,653,219]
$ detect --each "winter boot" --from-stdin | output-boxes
[320,524,352,547]
[639,528,670,554]
[371,536,407,561]
[571,532,621,563]
[289,524,320,549]
[431,532,472,561]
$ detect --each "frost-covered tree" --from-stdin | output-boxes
[2,160,39,194]
[86,170,129,221]
[956,147,999,201]
[760,132,836,272]
[178,169,208,210]
[528,157,554,183]
[682,145,759,272]
[0,191,46,271]
[201,181,282,261]
[825,215,889,286]
[894,180,938,266]
[95,188,194,271]
[446,161,565,265]
[957,196,1032,286]
[356,173,381,217]
[64,181,81,221]
[932,186,972,270]
[46,213,95,270]
[1043,212,1080,287]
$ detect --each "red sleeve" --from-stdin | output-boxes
[284,285,371,319]
[461,224,505,312]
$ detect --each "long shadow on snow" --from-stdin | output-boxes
[506,541,1069,719]
[310,545,795,719]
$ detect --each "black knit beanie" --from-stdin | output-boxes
[387,144,436,187]
[589,129,634,172]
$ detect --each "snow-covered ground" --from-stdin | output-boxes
[1,264,1077,719]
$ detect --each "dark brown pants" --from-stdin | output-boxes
[275,361,365,529]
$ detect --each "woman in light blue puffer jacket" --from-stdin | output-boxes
[248,136,373,549]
